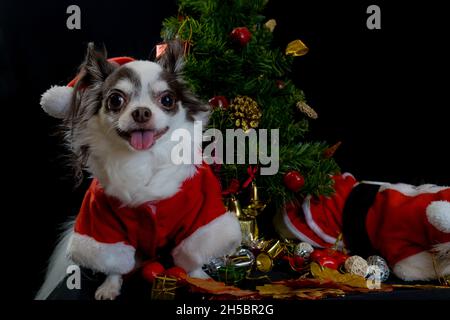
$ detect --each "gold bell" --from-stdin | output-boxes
[243,181,266,218]
[255,240,285,273]
[228,195,244,219]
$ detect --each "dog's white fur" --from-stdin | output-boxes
[36,51,241,300]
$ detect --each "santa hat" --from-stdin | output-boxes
[40,57,135,119]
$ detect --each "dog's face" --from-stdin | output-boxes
[101,61,179,151]
[65,42,208,178]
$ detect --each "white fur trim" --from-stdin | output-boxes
[432,242,450,276]
[67,232,136,275]
[171,212,241,275]
[303,195,337,244]
[393,251,437,281]
[427,201,450,233]
[274,206,323,248]
[341,172,355,180]
[40,85,74,119]
[379,183,449,196]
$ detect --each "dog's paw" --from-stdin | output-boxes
[95,275,122,300]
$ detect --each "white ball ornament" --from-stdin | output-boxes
[344,255,369,277]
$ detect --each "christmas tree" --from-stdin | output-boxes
[161,0,339,218]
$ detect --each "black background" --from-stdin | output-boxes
[1,0,449,299]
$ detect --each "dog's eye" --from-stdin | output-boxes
[160,94,175,109]
[107,93,125,111]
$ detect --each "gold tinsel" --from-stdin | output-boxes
[229,96,262,132]
[297,101,318,119]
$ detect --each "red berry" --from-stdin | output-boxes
[164,266,187,280]
[283,171,305,192]
[334,252,350,265]
[310,249,326,261]
[317,256,339,269]
[230,27,252,46]
[208,96,229,108]
[275,80,285,89]
[289,256,305,271]
[142,261,165,283]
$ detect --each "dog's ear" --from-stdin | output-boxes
[40,43,115,119]
[155,40,185,75]
[78,42,115,86]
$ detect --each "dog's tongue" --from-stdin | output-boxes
[130,130,155,150]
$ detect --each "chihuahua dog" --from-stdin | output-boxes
[36,41,241,300]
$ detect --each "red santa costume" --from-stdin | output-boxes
[67,162,241,276]
[275,173,450,272]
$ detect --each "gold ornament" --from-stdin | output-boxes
[242,181,266,218]
[256,252,273,273]
[227,195,244,219]
[285,39,309,57]
[264,19,277,32]
[297,101,318,119]
[255,240,285,273]
[239,218,259,245]
[229,96,262,132]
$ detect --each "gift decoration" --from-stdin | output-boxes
[151,275,178,300]
[217,266,248,285]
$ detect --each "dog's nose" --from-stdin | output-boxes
[132,107,152,123]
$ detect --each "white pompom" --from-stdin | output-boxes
[426,201,450,233]
[40,85,74,119]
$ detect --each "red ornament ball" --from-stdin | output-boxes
[208,95,229,108]
[230,27,252,46]
[142,261,165,283]
[317,256,339,270]
[164,266,187,280]
[283,171,305,192]
[275,80,285,89]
